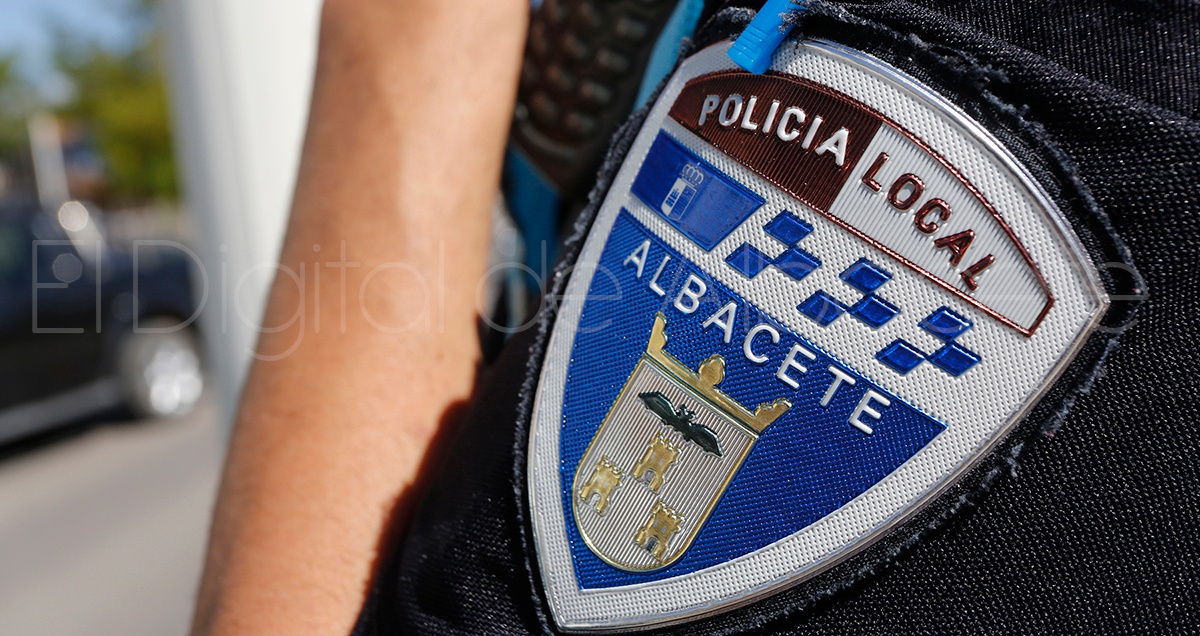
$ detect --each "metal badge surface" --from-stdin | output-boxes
[528,40,1107,631]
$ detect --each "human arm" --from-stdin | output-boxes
[191,0,528,633]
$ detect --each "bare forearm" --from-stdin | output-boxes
[193,1,527,633]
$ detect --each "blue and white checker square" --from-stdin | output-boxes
[716,208,978,377]
[850,295,901,329]
[764,212,821,281]
[798,290,847,326]
[841,257,892,294]
[724,243,772,279]
[724,210,823,283]
[725,216,903,333]
[794,258,900,330]
[763,211,812,245]
[876,306,981,377]
[839,258,900,329]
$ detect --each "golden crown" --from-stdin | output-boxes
[644,312,791,434]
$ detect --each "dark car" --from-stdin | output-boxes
[0,198,203,444]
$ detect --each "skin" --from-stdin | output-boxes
[191,1,528,633]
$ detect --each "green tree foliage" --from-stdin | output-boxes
[0,55,35,159]
[52,0,178,204]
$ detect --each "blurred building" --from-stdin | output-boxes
[162,0,322,422]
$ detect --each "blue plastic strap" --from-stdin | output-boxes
[502,146,560,287]
[634,0,707,108]
[727,0,808,74]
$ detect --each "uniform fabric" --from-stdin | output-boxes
[354,1,1200,633]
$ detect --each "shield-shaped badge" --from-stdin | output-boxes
[528,39,1108,631]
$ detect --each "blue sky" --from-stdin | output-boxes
[0,0,136,80]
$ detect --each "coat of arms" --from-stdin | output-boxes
[572,313,791,570]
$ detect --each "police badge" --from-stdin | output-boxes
[528,36,1108,631]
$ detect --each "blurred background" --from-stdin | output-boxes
[0,0,323,633]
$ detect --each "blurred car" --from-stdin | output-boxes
[0,198,203,444]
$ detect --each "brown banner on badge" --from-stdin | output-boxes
[669,70,882,214]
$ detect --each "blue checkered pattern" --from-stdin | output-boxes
[798,290,848,326]
[840,259,900,329]
[795,258,900,330]
[764,210,812,245]
[876,307,981,376]
[725,211,821,282]
[724,217,902,331]
[719,213,980,378]
[724,243,771,278]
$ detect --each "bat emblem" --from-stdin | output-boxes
[637,391,723,457]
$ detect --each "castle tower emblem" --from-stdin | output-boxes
[572,313,792,571]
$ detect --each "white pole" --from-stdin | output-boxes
[28,113,70,211]
[160,0,322,428]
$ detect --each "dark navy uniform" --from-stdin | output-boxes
[356,1,1199,633]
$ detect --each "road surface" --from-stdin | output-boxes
[0,398,225,636]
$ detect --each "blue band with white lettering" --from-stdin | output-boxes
[560,209,946,588]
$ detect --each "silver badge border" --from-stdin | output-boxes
[527,39,1109,632]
